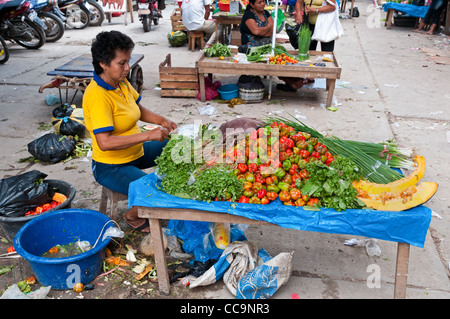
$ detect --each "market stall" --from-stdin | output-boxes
[196,49,341,107]
[127,118,437,298]
[382,2,429,29]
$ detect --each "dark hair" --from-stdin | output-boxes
[245,0,257,11]
[91,30,135,75]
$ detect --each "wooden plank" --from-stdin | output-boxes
[160,90,198,97]
[394,242,410,299]
[160,73,198,81]
[138,207,278,226]
[160,81,199,89]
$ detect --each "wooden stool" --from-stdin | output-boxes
[188,31,204,51]
[98,186,128,221]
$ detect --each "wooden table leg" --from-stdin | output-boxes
[149,217,171,295]
[325,79,336,107]
[394,242,410,299]
[350,0,355,18]
[199,72,206,102]
[385,9,394,29]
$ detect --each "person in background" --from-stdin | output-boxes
[413,0,449,35]
[240,0,304,91]
[181,0,218,47]
[83,31,177,232]
[240,0,274,47]
[295,0,337,52]
[157,0,165,17]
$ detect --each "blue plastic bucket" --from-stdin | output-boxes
[218,84,239,100]
[14,209,113,290]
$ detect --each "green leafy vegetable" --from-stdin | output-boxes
[296,156,365,211]
[204,43,231,57]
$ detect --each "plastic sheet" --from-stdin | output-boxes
[382,3,429,18]
[129,173,432,248]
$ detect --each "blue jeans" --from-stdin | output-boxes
[92,140,168,195]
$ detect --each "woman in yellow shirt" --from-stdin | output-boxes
[83,31,177,232]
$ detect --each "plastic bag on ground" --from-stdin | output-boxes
[196,76,221,101]
[27,133,76,163]
[165,220,246,262]
[0,284,51,299]
[236,249,294,299]
[51,103,87,137]
[0,170,52,217]
[189,240,258,295]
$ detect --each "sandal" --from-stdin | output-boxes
[134,219,150,232]
[276,83,297,92]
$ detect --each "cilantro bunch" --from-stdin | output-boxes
[297,156,365,211]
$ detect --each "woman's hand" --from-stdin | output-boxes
[294,11,304,24]
[304,5,315,13]
[160,118,177,133]
[146,127,170,142]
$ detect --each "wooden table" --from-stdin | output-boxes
[196,50,342,107]
[212,13,242,44]
[137,206,412,298]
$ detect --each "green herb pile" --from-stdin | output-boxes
[296,156,365,211]
[246,44,291,62]
[204,43,231,57]
[154,126,243,202]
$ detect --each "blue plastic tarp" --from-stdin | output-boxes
[129,173,432,248]
[382,2,429,18]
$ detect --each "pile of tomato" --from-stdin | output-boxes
[269,54,298,65]
[223,121,336,207]
[24,193,67,216]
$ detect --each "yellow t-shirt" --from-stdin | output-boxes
[82,73,143,164]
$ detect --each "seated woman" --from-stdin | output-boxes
[240,0,274,48]
[240,0,304,91]
[82,31,177,232]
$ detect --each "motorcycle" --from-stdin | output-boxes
[85,0,105,26]
[58,0,90,29]
[137,0,159,32]
[0,35,9,63]
[29,0,65,42]
[0,0,46,49]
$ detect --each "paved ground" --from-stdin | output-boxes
[0,0,449,301]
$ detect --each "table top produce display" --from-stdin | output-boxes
[151,116,438,213]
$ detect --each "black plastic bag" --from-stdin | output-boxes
[237,75,265,90]
[0,170,52,217]
[285,23,301,50]
[27,133,76,163]
[51,103,86,137]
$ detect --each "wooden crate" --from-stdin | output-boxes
[171,8,186,31]
[159,54,198,98]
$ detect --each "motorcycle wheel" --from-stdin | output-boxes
[12,18,46,50]
[0,36,9,64]
[65,4,90,29]
[129,65,143,94]
[142,15,150,32]
[86,0,105,26]
[39,12,64,42]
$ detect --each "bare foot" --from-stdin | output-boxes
[413,28,422,32]
[424,30,434,35]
